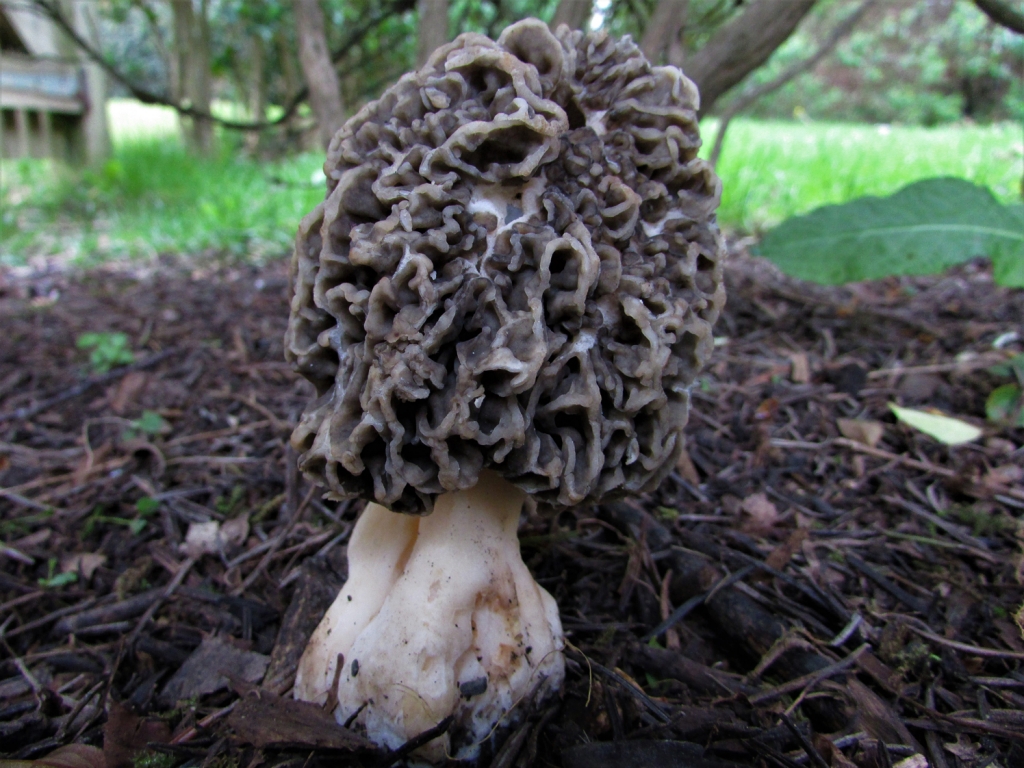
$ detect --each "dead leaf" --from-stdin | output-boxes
[221,514,249,548]
[675,444,701,486]
[788,352,810,384]
[12,529,52,549]
[754,397,779,422]
[889,403,982,446]
[180,515,249,558]
[159,635,269,705]
[765,529,808,572]
[110,372,149,415]
[813,735,858,768]
[837,418,884,448]
[104,700,171,768]
[846,678,921,751]
[61,552,107,580]
[5,744,107,768]
[227,688,378,752]
[983,464,1024,491]
[740,493,779,532]
[892,756,928,768]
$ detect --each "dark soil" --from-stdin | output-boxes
[1,252,1023,768]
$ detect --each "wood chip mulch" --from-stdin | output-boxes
[1,251,1022,768]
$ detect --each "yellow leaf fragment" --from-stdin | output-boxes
[888,404,982,446]
[837,418,884,448]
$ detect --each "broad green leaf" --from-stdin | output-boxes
[889,403,982,445]
[757,178,1024,287]
[986,383,1024,427]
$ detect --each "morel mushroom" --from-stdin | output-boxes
[286,18,725,761]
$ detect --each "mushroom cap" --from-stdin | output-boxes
[286,19,726,513]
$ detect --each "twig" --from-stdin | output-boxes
[169,700,239,744]
[846,555,930,614]
[0,348,180,424]
[232,486,316,595]
[580,658,672,724]
[708,0,876,166]
[780,713,831,768]
[164,419,272,447]
[4,597,100,639]
[907,624,1024,660]
[0,488,52,512]
[784,644,870,714]
[641,564,757,642]
[379,716,455,766]
[125,556,196,646]
[749,644,868,706]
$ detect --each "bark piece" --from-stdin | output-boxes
[263,558,343,694]
[227,687,378,752]
[563,740,745,768]
[158,635,269,705]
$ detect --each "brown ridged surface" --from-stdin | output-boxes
[286,19,725,513]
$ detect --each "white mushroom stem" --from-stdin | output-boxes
[294,471,565,762]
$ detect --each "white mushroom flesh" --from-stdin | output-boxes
[294,471,564,761]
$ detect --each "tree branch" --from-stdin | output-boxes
[708,0,877,167]
[973,0,1024,34]
[685,0,818,115]
[24,0,415,132]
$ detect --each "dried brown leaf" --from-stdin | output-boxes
[104,700,171,768]
[227,688,378,752]
[837,418,884,448]
[61,552,107,580]
[740,493,779,532]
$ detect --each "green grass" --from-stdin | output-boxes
[2,100,1021,267]
[1,100,323,268]
[706,118,1023,232]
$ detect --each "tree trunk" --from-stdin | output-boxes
[549,0,592,31]
[416,0,449,66]
[293,0,345,150]
[974,0,1024,34]
[170,0,213,155]
[640,0,688,65]
[685,0,817,115]
[245,35,266,153]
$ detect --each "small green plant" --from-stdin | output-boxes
[986,354,1024,427]
[83,502,154,536]
[135,496,161,515]
[38,557,78,588]
[121,410,171,442]
[76,331,134,373]
[132,750,178,768]
[215,485,245,515]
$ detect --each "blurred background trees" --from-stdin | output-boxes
[18,0,1024,151]
[1,0,1020,265]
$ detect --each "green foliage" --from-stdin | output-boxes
[1,127,323,267]
[733,1,1024,125]
[136,496,162,515]
[756,178,1024,286]
[986,354,1024,427]
[707,119,1022,232]
[38,558,78,589]
[132,751,178,768]
[76,331,134,373]
[133,410,170,436]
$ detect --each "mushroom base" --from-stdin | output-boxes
[294,472,565,762]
